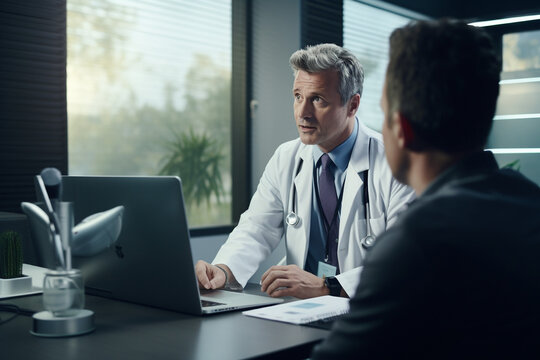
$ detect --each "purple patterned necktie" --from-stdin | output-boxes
[319,153,339,269]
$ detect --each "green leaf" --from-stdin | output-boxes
[501,159,521,172]
[159,128,225,208]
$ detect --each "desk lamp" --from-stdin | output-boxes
[21,168,123,337]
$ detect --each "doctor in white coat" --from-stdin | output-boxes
[196,44,414,298]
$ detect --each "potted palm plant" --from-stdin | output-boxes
[159,128,224,210]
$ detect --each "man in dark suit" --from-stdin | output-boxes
[311,19,540,359]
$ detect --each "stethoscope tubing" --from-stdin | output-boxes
[285,139,376,249]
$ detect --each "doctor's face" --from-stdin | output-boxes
[293,70,357,153]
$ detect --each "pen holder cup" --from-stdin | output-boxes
[42,269,85,317]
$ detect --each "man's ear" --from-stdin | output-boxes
[347,94,360,116]
[397,114,417,150]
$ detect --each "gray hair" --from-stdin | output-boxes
[289,43,364,104]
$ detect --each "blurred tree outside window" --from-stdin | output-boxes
[502,29,540,72]
[67,0,232,227]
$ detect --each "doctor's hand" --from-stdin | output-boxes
[260,265,329,299]
[195,260,230,290]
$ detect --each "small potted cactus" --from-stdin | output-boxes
[0,230,32,296]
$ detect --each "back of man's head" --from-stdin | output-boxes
[290,43,364,105]
[386,19,501,153]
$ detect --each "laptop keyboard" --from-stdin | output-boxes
[201,299,226,307]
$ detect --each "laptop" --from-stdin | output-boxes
[62,175,283,315]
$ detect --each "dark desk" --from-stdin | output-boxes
[0,286,329,359]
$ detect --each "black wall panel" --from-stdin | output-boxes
[0,0,67,213]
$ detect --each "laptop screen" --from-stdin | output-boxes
[62,176,203,314]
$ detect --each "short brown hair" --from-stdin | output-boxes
[386,19,501,152]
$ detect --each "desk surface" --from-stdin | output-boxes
[0,285,329,360]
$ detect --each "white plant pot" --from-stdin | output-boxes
[0,275,32,297]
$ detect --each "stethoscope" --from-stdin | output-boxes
[360,170,376,249]
[285,142,377,249]
[285,158,303,227]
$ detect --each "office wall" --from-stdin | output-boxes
[190,234,227,263]
[250,0,301,282]
[251,0,302,193]
[247,0,302,281]
[191,232,285,284]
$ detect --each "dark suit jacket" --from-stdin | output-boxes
[312,151,540,359]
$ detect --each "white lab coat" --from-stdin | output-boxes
[213,121,415,296]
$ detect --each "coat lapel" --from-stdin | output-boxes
[286,145,313,266]
[338,127,370,251]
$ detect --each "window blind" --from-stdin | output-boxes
[344,0,411,131]
[302,0,343,47]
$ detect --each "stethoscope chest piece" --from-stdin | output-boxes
[286,211,300,226]
[286,159,304,228]
[361,234,376,249]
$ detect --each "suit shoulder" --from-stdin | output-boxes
[363,129,396,184]
[357,122,386,166]
[271,138,310,163]
[262,138,305,176]
[359,120,382,139]
[274,137,303,154]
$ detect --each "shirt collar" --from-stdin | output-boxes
[313,118,358,171]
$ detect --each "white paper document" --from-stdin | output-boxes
[243,295,349,325]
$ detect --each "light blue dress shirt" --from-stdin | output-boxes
[304,118,358,275]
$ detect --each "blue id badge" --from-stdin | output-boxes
[317,261,337,278]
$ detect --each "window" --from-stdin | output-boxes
[482,22,540,185]
[343,0,411,131]
[67,0,232,227]
[502,29,540,72]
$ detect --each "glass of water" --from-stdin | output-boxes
[42,269,85,317]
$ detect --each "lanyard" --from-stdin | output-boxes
[314,170,346,262]
[314,177,345,233]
